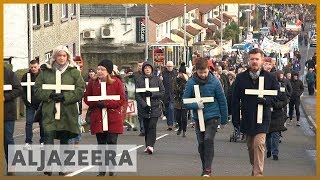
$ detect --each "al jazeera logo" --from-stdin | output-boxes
[8,145,137,172]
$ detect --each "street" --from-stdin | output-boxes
[10,104,316,176]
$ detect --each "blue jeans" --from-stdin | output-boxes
[138,116,144,133]
[165,102,175,126]
[4,121,15,163]
[266,131,280,156]
[195,119,218,171]
[25,106,44,144]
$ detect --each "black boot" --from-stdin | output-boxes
[44,171,52,176]
[182,131,186,137]
[96,172,106,176]
[177,130,181,135]
[59,172,67,176]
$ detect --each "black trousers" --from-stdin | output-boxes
[96,132,118,145]
[175,108,188,132]
[289,97,301,120]
[195,119,218,171]
[307,82,315,95]
[143,117,158,147]
[96,132,119,173]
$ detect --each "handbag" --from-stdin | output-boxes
[33,102,43,123]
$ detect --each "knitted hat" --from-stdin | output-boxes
[178,62,186,74]
[98,59,113,74]
[88,68,95,73]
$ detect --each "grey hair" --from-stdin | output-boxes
[49,45,74,66]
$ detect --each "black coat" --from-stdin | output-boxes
[269,84,289,133]
[290,78,304,99]
[4,67,23,121]
[162,68,178,104]
[135,74,165,119]
[21,70,41,109]
[232,69,279,135]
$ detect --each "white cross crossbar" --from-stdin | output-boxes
[42,71,75,120]
[4,85,12,91]
[21,73,35,103]
[183,85,214,132]
[87,82,120,131]
[245,77,277,124]
[135,78,159,106]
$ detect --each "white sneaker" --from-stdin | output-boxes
[296,122,300,126]
[217,125,220,129]
[40,143,44,149]
[23,143,32,150]
[147,146,153,154]
[144,148,148,153]
[162,116,167,120]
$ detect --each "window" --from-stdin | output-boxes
[72,43,76,57]
[44,4,53,23]
[61,4,68,18]
[166,22,169,33]
[225,5,228,12]
[156,25,160,38]
[71,4,77,16]
[32,4,40,25]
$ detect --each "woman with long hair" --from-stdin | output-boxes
[84,59,126,176]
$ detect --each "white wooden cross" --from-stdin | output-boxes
[21,73,35,103]
[135,78,159,106]
[42,71,75,120]
[87,82,120,131]
[245,77,278,124]
[183,85,214,132]
[4,85,12,91]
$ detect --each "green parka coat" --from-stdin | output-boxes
[34,62,85,139]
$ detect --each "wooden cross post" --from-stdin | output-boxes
[21,73,35,103]
[183,85,214,132]
[245,77,278,124]
[4,85,12,91]
[87,82,120,131]
[135,78,159,106]
[42,71,75,120]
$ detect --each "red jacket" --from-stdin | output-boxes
[84,76,125,134]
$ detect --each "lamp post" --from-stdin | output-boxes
[244,9,252,39]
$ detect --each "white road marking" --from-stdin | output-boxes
[66,134,169,176]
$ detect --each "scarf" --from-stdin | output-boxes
[193,73,209,86]
[249,68,261,80]
[53,61,69,73]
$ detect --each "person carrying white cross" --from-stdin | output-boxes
[183,58,228,177]
[34,45,85,176]
[231,48,279,176]
[84,59,126,176]
[21,60,44,151]
[135,61,165,155]
[4,66,23,176]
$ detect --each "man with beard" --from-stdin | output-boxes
[232,48,279,176]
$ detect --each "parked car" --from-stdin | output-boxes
[259,27,270,36]
[310,34,317,47]
[231,44,245,54]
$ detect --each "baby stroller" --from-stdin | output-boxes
[229,125,246,142]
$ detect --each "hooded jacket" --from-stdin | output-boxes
[135,61,165,118]
[4,67,23,121]
[34,55,85,139]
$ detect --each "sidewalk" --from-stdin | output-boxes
[300,89,317,132]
